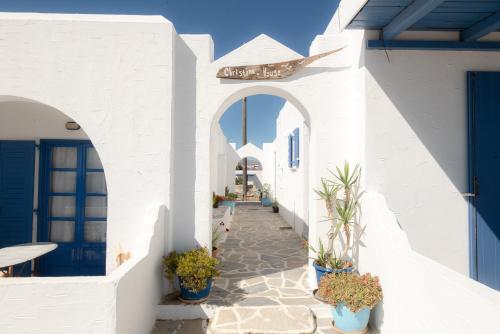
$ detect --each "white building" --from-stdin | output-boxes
[1,1,500,332]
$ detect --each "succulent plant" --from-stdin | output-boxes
[317,273,383,312]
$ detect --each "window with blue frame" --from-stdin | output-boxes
[287,128,300,169]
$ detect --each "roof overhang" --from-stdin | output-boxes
[343,0,500,51]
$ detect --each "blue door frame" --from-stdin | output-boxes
[38,140,107,276]
[467,71,500,290]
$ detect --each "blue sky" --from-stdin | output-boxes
[1,0,339,148]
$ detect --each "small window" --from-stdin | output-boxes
[288,128,300,169]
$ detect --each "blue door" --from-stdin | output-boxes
[38,140,107,276]
[0,141,35,276]
[468,72,500,291]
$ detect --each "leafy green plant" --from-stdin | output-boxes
[272,200,279,208]
[163,248,219,293]
[162,251,179,281]
[318,273,383,312]
[225,193,238,200]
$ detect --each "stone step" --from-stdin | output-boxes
[208,306,316,334]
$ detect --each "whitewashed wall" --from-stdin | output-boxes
[210,124,239,197]
[356,30,500,275]
[0,12,174,273]
[0,13,174,334]
[359,192,500,334]
[273,102,309,238]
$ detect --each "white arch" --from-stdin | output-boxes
[236,143,264,163]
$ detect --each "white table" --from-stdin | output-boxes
[0,243,57,277]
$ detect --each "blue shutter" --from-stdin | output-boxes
[287,134,293,168]
[0,141,35,276]
[293,128,300,167]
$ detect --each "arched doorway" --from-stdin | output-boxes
[0,96,108,276]
[209,88,312,248]
[234,156,264,201]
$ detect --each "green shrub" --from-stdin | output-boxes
[163,248,219,293]
[318,273,383,312]
[163,251,179,281]
[225,193,238,200]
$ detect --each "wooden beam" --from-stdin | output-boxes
[382,0,446,40]
[242,97,248,201]
[461,11,500,42]
[368,40,500,52]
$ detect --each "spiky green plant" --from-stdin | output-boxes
[309,238,331,267]
[313,177,340,253]
[329,162,364,258]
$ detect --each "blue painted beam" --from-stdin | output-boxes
[367,40,500,52]
[461,11,500,42]
[382,0,446,40]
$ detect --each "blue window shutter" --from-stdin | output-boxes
[288,134,293,168]
[0,141,35,276]
[293,128,300,167]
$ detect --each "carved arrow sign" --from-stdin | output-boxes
[216,47,345,80]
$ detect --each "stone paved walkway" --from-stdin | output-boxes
[154,204,362,334]
[207,204,336,334]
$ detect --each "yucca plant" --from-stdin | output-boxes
[313,177,340,253]
[314,162,364,260]
[329,162,363,258]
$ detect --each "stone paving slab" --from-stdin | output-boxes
[209,306,316,334]
[152,319,208,334]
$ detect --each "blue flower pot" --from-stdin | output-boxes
[331,302,370,333]
[178,277,212,301]
[313,262,354,284]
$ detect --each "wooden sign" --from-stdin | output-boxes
[216,47,344,80]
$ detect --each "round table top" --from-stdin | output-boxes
[0,242,57,268]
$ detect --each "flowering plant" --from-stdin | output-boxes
[317,273,383,312]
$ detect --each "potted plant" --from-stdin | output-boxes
[212,226,223,258]
[317,273,382,334]
[272,200,279,213]
[309,239,353,284]
[163,248,219,302]
[313,162,363,276]
[213,192,219,208]
[331,162,363,259]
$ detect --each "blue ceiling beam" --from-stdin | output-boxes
[382,0,446,40]
[461,11,500,42]
[368,40,500,52]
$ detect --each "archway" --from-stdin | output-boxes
[0,96,108,276]
[233,156,264,201]
[209,88,312,249]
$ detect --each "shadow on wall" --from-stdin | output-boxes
[116,205,168,334]
[171,35,197,251]
[362,45,491,273]
[278,203,308,240]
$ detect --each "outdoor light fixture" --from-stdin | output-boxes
[65,121,81,130]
